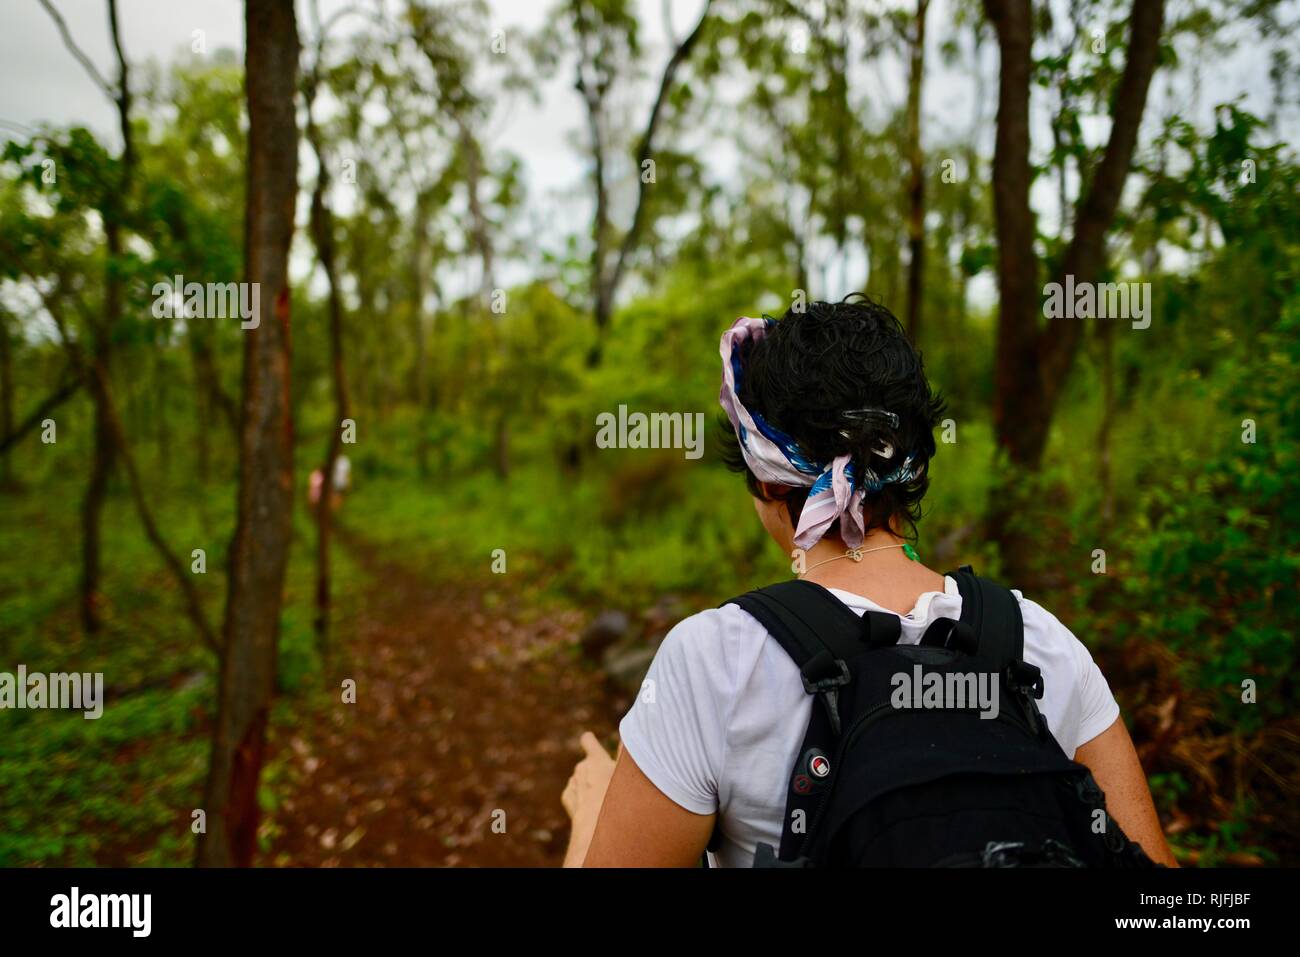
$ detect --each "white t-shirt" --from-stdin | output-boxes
[618,576,1121,868]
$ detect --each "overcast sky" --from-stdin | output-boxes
[0,1,1292,303]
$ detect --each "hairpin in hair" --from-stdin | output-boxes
[840,407,899,457]
[841,407,900,429]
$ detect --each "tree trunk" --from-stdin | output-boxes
[197,0,299,868]
[577,0,712,369]
[1097,320,1116,529]
[306,72,352,651]
[155,350,170,476]
[985,0,1165,470]
[75,0,134,635]
[984,0,1041,467]
[81,228,121,635]
[904,0,930,342]
[982,0,1164,581]
[93,359,220,653]
[0,308,13,485]
[79,422,110,631]
[191,331,239,434]
[493,410,511,479]
[458,119,496,303]
[191,345,212,480]
[409,196,431,477]
[1039,0,1165,410]
[456,119,509,479]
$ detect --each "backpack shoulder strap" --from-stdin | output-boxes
[723,580,903,866]
[727,579,904,659]
[946,565,1023,669]
[725,580,900,734]
[947,565,1047,733]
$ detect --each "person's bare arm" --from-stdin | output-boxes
[1073,716,1178,866]
[571,745,715,868]
[561,733,617,867]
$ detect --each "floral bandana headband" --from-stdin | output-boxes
[719,316,921,550]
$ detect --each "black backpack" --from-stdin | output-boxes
[719,567,1159,868]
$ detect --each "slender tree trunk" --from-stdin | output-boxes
[0,308,13,485]
[312,271,349,652]
[493,411,511,479]
[191,332,239,434]
[584,106,610,368]
[81,231,120,634]
[79,447,108,629]
[458,119,496,304]
[884,243,901,315]
[74,0,134,635]
[982,0,1066,583]
[409,198,433,477]
[576,0,712,368]
[156,351,170,476]
[92,359,219,653]
[794,235,809,297]
[456,120,509,479]
[982,0,1164,581]
[985,0,1165,470]
[191,345,212,480]
[1097,320,1115,529]
[198,0,299,868]
[904,0,930,341]
[306,77,352,650]
[14,263,221,654]
[984,0,1041,465]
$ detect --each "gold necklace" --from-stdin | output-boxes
[793,542,915,576]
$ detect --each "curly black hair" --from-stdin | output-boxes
[718,293,947,541]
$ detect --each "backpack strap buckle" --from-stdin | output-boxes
[1004,660,1045,735]
[800,653,851,736]
[753,842,813,868]
[1005,660,1044,699]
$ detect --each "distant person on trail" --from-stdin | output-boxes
[308,454,351,513]
[561,294,1176,868]
[332,453,351,499]
[308,468,325,508]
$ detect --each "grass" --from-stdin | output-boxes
[0,424,365,866]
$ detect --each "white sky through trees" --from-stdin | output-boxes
[0,0,1292,306]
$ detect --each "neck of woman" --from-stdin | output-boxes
[796,528,946,615]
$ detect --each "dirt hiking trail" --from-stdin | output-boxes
[266,526,621,866]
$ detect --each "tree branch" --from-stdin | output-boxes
[12,254,221,656]
[106,0,133,174]
[571,0,611,330]
[606,0,713,303]
[0,369,82,454]
[1040,0,1166,393]
[36,0,115,99]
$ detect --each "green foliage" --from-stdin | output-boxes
[1119,299,1300,730]
[0,681,208,867]
[2,3,1298,868]
[277,606,322,695]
